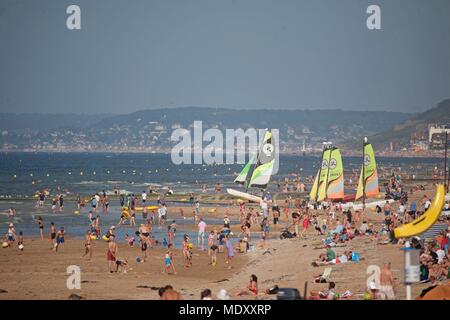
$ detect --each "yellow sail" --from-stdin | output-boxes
[316,149,331,202]
[309,170,319,200]
[326,147,344,199]
[355,142,380,200]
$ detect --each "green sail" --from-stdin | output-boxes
[234,154,255,185]
[247,130,275,189]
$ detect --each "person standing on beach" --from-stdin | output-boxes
[119,194,125,207]
[300,213,310,239]
[83,231,93,260]
[224,236,234,270]
[292,211,300,237]
[5,223,16,247]
[50,222,56,249]
[272,203,280,225]
[37,216,44,240]
[164,244,176,274]
[208,230,218,266]
[198,218,207,250]
[379,262,396,300]
[182,234,192,268]
[107,235,118,273]
[167,225,174,246]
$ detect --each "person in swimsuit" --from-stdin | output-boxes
[54,227,65,252]
[300,214,310,239]
[237,274,258,296]
[167,226,174,246]
[107,235,118,273]
[139,232,148,262]
[208,230,219,266]
[164,244,176,274]
[83,231,93,260]
[50,222,56,249]
[182,235,192,268]
[37,216,44,240]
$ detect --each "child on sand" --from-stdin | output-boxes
[17,231,24,252]
[115,259,130,273]
[164,244,176,274]
[125,234,135,246]
[83,231,92,260]
[182,235,192,268]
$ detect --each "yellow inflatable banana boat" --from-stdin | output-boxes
[394,184,445,239]
[134,206,158,212]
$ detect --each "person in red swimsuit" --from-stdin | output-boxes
[107,235,117,273]
[237,274,258,296]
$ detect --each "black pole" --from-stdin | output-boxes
[445,131,448,193]
[324,144,333,202]
[314,145,325,204]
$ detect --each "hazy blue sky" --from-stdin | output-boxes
[0,0,449,114]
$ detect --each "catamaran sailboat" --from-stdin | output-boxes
[227,129,276,202]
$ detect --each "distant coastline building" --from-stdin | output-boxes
[429,124,450,149]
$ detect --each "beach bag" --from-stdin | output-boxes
[352,252,360,262]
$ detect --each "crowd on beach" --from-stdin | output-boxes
[2,171,450,300]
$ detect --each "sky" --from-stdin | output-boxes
[0,0,449,114]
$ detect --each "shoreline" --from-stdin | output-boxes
[0,149,447,159]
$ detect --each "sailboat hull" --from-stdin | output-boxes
[227,188,263,203]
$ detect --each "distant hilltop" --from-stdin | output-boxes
[362,99,450,152]
[0,107,411,153]
[0,103,445,154]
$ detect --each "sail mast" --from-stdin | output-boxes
[362,137,367,211]
[323,142,333,201]
[314,144,326,203]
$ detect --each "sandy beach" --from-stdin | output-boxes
[1,182,447,300]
